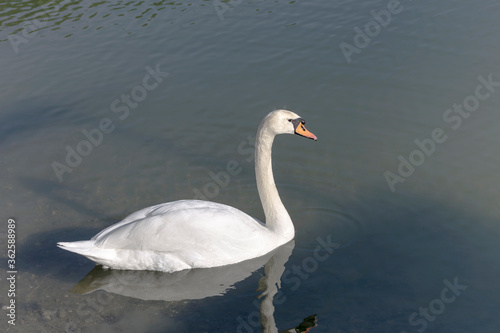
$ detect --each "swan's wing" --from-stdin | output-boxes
[92,200,270,267]
[90,201,174,241]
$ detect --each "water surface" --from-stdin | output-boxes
[1,0,500,332]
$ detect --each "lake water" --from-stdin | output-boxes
[1,0,500,332]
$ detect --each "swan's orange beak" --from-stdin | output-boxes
[294,121,317,141]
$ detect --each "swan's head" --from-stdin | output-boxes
[262,109,317,141]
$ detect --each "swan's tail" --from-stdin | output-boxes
[57,240,119,268]
[57,240,96,256]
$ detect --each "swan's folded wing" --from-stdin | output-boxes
[92,200,271,267]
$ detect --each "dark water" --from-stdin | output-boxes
[1,0,500,332]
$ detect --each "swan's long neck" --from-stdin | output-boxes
[255,122,294,239]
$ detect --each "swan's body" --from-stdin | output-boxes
[60,200,279,272]
[58,110,317,272]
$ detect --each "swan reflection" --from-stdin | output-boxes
[72,240,317,332]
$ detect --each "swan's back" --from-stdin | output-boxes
[95,200,268,252]
[59,200,279,272]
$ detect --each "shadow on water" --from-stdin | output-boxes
[2,96,252,183]
[0,99,86,145]
[68,240,318,332]
[17,176,106,218]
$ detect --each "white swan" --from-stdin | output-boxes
[57,110,317,272]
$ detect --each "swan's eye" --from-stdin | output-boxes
[288,119,292,122]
